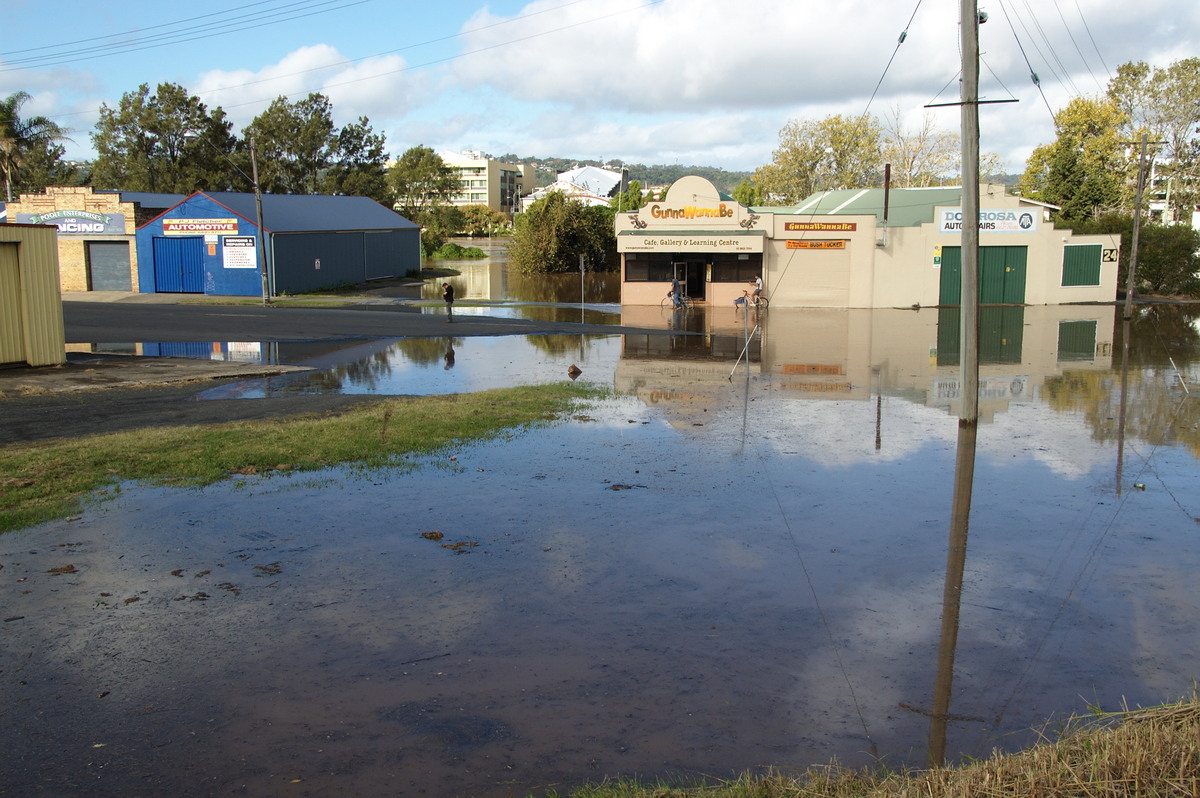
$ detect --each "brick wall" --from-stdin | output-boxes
[5,187,140,292]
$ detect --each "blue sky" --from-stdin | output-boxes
[3,0,1198,174]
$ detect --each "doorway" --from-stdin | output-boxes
[672,259,707,301]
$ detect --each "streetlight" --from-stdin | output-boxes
[185,132,271,306]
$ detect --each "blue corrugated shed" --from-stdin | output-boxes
[135,191,421,296]
[200,192,418,233]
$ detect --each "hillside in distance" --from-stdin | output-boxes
[495,154,752,195]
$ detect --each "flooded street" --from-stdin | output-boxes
[3,301,1200,796]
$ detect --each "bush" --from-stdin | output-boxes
[430,242,486,260]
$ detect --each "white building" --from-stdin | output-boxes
[523,165,623,208]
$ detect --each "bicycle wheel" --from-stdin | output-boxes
[755,295,769,310]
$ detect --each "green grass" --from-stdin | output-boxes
[0,383,603,533]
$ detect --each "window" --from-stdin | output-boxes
[1061,244,1101,286]
[624,252,675,281]
[710,253,762,282]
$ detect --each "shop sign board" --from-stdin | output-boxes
[222,236,257,268]
[620,234,763,253]
[16,210,126,235]
[938,208,1038,233]
[786,240,846,249]
[163,218,239,236]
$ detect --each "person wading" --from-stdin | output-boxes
[442,282,455,322]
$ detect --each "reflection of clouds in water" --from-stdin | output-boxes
[984,403,1108,480]
[749,395,955,467]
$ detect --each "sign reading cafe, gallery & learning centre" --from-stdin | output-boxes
[939,208,1038,234]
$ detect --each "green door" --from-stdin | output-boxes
[940,246,1028,305]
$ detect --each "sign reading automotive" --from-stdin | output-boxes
[163,218,239,236]
[786,240,846,249]
[222,236,257,269]
[938,208,1038,233]
[16,210,126,235]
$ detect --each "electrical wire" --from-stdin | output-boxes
[0,0,367,72]
[862,0,925,119]
[995,0,1058,127]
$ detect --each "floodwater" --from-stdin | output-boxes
[4,303,1200,797]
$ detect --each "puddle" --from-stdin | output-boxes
[5,305,1200,795]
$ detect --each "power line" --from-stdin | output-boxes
[862,0,925,118]
[995,0,1058,127]
[1,0,370,73]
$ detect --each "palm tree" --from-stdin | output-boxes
[0,91,67,202]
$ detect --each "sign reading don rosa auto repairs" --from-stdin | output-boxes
[163,218,240,236]
[16,210,126,235]
[938,208,1038,233]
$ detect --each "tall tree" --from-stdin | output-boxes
[92,83,234,193]
[246,93,336,194]
[609,178,645,212]
[1108,58,1200,221]
[1017,96,1129,223]
[386,146,462,254]
[508,191,616,273]
[387,145,458,221]
[320,116,389,203]
[0,91,69,201]
[882,107,959,188]
[753,114,882,204]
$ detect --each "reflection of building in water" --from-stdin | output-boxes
[618,305,1115,422]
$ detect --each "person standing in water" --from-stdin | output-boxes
[442,282,455,322]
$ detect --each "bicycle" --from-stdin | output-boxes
[661,291,695,311]
[734,290,769,310]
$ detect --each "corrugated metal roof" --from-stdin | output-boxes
[196,192,418,233]
[767,186,967,227]
[115,191,188,208]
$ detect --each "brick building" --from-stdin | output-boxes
[5,186,183,292]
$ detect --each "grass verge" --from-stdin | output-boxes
[0,383,601,534]
[548,696,1200,797]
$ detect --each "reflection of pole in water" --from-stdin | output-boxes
[929,420,978,765]
[1116,316,1131,496]
[873,366,882,451]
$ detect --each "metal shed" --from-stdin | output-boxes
[0,223,66,367]
[135,192,421,296]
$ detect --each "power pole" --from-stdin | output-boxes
[1123,133,1165,320]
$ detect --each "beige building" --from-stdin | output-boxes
[440,150,535,217]
[616,176,1121,308]
[5,186,183,292]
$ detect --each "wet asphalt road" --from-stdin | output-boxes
[62,300,658,344]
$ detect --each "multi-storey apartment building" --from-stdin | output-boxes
[439,150,534,216]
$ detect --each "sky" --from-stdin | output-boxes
[3,0,1198,176]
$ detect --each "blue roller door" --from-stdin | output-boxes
[152,236,205,293]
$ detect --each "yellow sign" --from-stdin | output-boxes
[786,240,846,249]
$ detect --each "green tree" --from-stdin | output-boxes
[1,91,69,201]
[387,146,459,221]
[609,178,644,211]
[1108,58,1200,222]
[753,114,883,204]
[92,82,234,193]
[246,93,337,194]
[1018,96,1129,223]
[732,178,763,206]
[456,204,509,236]
[507,191,617,274]
[319,116,388,202]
